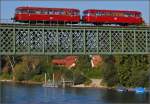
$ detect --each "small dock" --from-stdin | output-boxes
[60,77,74,88]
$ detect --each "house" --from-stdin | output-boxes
[91,55,103,68]
[52,56,77,69]
[52,55,103,69]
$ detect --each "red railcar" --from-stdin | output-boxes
[82,9,143,25]
[14,6,80,24]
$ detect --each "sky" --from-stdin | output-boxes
[1,0,150,24]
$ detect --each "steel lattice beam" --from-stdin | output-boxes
[0,25,150,55]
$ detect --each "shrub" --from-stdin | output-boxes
[84,79,92,86]
[31,74,45,82]
[14,63,27,81]
[0,73,12,80]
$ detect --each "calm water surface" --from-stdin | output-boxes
[0,82,149,104]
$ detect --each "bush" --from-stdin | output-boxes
[84,79,92,86]
[85,69,102,79]
[14,63,27,81]
[31,74,45,82]
[0,73,12,80]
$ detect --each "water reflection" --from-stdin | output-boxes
[0,82,149,104]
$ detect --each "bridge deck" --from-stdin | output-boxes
[0,24,150,55]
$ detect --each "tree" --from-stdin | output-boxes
[76,55,91,71]
[115,55,149,87]
[101,55,118,87]
[14,62,27,81]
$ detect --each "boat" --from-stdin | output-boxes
[43,73,58,88]
[135,87,145,94]
[116,86,128,92]
[127,88,135,92]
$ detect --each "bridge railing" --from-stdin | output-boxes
[0,24,150,55]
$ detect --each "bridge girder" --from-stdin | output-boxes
[0,25,150,55]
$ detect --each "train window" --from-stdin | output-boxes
[100,12,105,16]
[70,11,76,16]
[125,13,135,17]
[97,12,104,16]
[16,9,28,14]
[29,10,36,14]
[15,10,21,14]
[110,12,114,16]
[73,11,79,16]
[22,10,28,13]
[36,10,41,14]
[83,12,92,16]
[96,12,100,16]
[70,11,73,15]
[111,12,124,17]
[137,14,141,17]
[59,10,64,15]
[83,12,88,16]
[41,10,48,14]
[105,12,111,16]
[129,13,134,17]
[64,11,70,15]
[67,11,72,15]
[124,13,128,17]
[88,13,95,16]
[54,11,60,15]
[118,13,124,16]
[71,12,75,16]
[124,13,130,17]
[48,10,53,15]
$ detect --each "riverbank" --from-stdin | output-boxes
[0,79,42,85]
[1,79,149,92]
[72,78,111,89]
[0,78,110,89]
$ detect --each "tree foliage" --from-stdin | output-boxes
[101,55,118,87]
[1,55,149,88]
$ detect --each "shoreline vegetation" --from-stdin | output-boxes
[1,79,148,90]
[0,55,149,89]
[0,78,111,89]
[0,79,42,85]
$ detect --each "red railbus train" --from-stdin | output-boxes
[14,6,144,26]
[82,9,143,26]
[14,6,80,24]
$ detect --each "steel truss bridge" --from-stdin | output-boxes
[0,24,150,55]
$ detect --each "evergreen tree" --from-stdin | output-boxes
[101,55,118,87]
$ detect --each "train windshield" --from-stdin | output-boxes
[15,9,28,14]
[83,12,95,16]
[72,11,80,16]
[123,12,141,17]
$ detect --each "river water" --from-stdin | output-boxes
[0,82,149,104]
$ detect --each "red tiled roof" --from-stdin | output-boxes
[52,56,77,68]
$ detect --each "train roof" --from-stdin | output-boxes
[16,6,80,12]
[83,9,141,14]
